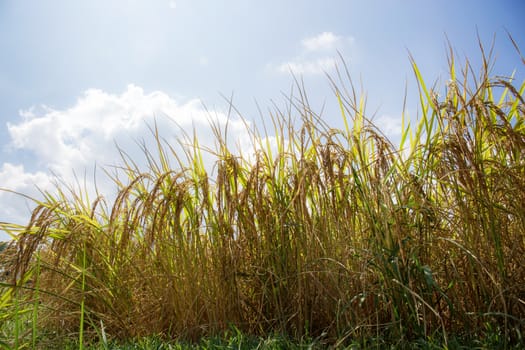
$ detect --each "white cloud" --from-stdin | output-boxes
[0,163,51,193]
[277,57,336,75]
[168,0,177,9]
[302,32,345,52]
[374,114,403,138]
[273,32,356,76]
[7,84,249,175]
[0,163,54,232]
[1,85,253,234]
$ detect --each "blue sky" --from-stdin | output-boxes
[1,0,524,240]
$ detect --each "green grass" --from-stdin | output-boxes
[12,330,525,350]
[1,39,524,349]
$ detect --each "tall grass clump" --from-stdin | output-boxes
[1,40,524,348]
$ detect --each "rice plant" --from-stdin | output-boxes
[0,39,523,348]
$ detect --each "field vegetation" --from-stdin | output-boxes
[0,41,524,349]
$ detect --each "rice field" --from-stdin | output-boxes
[0,41,524,349]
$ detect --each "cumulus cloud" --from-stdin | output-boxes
[273,31,356,76]
[7,84,249,175]
[1,85,252,231]
[0,163,51,193]
[0,163,54,233]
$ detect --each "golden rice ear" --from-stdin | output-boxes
[0,241,16,283]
